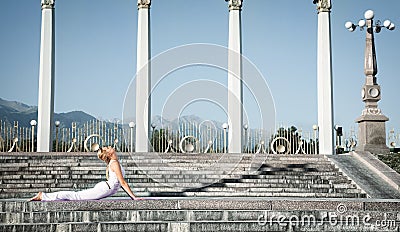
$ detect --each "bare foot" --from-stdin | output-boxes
[27,192,42,201]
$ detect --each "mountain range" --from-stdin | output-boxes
[0,98,96,128]
[0,98,224,130]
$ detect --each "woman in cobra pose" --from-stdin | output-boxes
[28,146,140,201]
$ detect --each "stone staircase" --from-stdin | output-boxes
[1,198,399,231]
[2,152,400,231]
[0,152,366,199]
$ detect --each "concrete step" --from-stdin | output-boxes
[2,207,395,225]
[4,219,398,232]
[1,174,340,182]
[221,182,331,189]
[0,222,170,232]
[3,198,396,232]
[0,155,331,165]
[236,178,329,185]
[4,198,396,213]
[182,192,368,198]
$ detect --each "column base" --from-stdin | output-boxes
[355,144,389,155]
[355,113,389,154]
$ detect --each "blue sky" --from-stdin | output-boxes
[0,0,399,134]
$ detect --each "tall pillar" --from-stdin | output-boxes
[37,0,56,152]
[314,0,334,155]
[135,0,151,152]
[355,13,389,154]
[226,0,243,153]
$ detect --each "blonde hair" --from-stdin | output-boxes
[97,148,111,164]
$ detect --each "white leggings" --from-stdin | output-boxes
[41,181,117,201]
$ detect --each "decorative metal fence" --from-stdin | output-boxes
[51,120,133,153]
[2,119,392,154]
[0,121,35,152]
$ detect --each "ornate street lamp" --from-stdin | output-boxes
[345,10,395,154]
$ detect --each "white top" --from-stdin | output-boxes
[107,160,125,191]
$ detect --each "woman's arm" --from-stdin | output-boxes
[109,160,140,200]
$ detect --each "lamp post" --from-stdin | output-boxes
[222,123,228,153]
[312,124,318,154]
[129,122,135,153]
[335,125,343,154]
[345,10,395,154]
[151,123,156,152]
[243,124,248,153]
[55,120,60,152]
[30,120,37,152]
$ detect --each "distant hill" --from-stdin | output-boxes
[0,98,225,130]
[0,98,36,113]
[0,98,96,128]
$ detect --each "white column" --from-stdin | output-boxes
[227,0,243,153]
[37,0,56,152]
[135,0,151,152]
[315,0,334,155]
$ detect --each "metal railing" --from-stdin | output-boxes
[2,119,392,154]
[0,121,35,152]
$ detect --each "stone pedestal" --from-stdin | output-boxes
[356,113,389,154]
[37,0,56,152]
